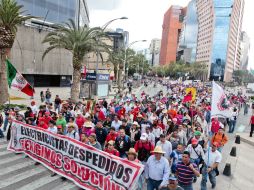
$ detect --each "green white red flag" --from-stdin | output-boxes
[6,59,34,96]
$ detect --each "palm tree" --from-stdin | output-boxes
[0,0,34,104]
[42,19,111,102]
[108,48,135,89]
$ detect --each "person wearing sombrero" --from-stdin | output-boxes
[130,121,141,147]
[145,146,170,190]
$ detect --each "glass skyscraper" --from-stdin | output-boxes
[16,0,89,25]
[196,0,244,82]
[210,0,233,80]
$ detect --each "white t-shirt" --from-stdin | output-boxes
[47,126,57,134]
[204,149,222,167]
[156,140,172,159]
[31,105,38,115]
[66,130,80,141]
[111,120,122,131]
[186,144,205,160]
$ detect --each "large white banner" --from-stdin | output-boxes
[211,81,232,118]
[8,120,144,190]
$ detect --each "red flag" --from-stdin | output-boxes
[183,92,192,103]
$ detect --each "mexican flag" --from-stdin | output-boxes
[6,59,34,96]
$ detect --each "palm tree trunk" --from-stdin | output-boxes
[0,49,10,104]
[71,68,81,102]
[71,55,82,102]
[117,68,122,90]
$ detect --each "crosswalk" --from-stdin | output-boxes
[0,139,81,190]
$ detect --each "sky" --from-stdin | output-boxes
[86,0,253,68]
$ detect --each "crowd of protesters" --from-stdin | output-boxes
[0,81,252,190]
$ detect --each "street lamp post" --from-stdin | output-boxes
[123,40,146,81]
[95,17,128,97]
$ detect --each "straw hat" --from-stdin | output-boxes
[83,121,93,128]
[162,109,168,114]
[137,113,143,118]
[152,146,165,154]
[127,148,137,156]
[107,140,115,146]
[132,121,140,127]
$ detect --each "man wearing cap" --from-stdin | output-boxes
[145,146,170,190]
[134,133,154,163]
[56,112,67,134]
[186,137,204,167]
[156,134,172,161]
[43,111,53,125]
[30,101,38,116]
[200,142,222,190]
[75,111,85,132]
[160,175,184,190]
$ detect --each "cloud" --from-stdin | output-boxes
[86,0,122,10]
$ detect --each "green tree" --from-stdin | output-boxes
[128,53,150,76]
[0,0,34,104]
[42,19,111,102]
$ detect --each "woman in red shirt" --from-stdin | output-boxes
[249,114,254,137]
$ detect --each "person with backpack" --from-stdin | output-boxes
[229,107,238,133]
[200,142,222,190]
[170,144,184,174]
[211,127,228,152]
[115,129,131,158]
[134,133,154,163]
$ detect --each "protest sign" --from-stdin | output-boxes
[8,120,144,190]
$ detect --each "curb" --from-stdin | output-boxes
[239,136,254,147]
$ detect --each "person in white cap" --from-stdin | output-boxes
[134,133,154,163]
[145,146,170,190]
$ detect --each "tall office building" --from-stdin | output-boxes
[196,0,244,82]
[177,0,198,63]
[17,0,89,26]
[159,6,186,65]
[150,38,161,66]
[11,0,90,86]
[240,31,250,70]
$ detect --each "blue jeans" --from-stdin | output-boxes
[229,120,236,133]
[201,166,216,190]
[0,128,4,138]
[3,117,8,131]
[179,183,193,190]
[147,178,162,190]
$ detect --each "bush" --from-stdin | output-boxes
[0,104,26,111]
